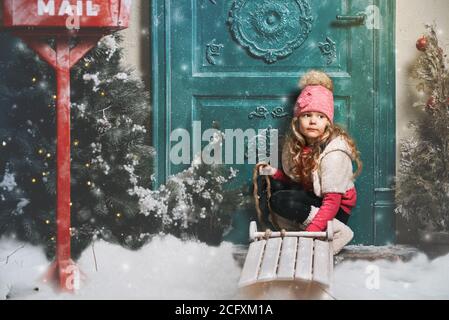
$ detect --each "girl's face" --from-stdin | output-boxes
[298,111,329,144]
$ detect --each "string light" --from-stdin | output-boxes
[31,178,37,183]
[32,77,37,83]
[84,62,90,67]
[85,163,90,168]
[73,139,79,146]
[2,141,6,147]
[116,213,122,218]
[70,202,73,206]
[100,91,106,97]
[87,181,92,186]
[52,95,57,100]
[46,153,51,158]
[38,149,44,155]
[45,220,50,224]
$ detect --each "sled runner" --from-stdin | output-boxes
[237,221,334,299]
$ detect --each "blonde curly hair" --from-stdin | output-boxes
[286,122,363,188]
[299,70,334,92]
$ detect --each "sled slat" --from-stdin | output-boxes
[295,238,314,281]
[238,240,266,288]
[258,238,282,281]
[277,237,298,280]
[312,240,331,287]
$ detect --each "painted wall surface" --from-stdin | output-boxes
[119,0,150,90]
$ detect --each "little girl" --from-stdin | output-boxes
[255,70,362,254]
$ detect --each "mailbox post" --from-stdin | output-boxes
[1,0,131,292]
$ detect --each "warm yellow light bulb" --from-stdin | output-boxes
[38,149,44,154]
[31,178,37,183]
[116,213,122,218]
[45,220,50,224]
[46,153,51,158]
[32,77,37,83]
[87,181,92,186]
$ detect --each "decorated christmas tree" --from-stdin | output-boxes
[396,25,449,232]
[0,34,241,259]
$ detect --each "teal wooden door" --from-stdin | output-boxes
[152,0,396,245]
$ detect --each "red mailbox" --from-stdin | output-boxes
[1,0,132,292]
[2,0,131,30]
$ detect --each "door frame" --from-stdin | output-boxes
[150,0,396,245]
[372,0,396,245]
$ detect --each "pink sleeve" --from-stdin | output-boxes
[306,193,342,232]
[272,168,292,184]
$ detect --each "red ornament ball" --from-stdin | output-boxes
[426,97,436,110]
[416,36,428,51]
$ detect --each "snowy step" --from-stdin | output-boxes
[336,245,420,263]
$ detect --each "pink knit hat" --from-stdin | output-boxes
[294,85,334,123]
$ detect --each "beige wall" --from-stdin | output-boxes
[118,0,150,90]
[120,0,449,176]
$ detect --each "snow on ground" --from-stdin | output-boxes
[0,236,241,300]
[334,253,449,299]
[1,236,449,300]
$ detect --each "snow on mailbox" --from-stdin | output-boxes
[1,0,132,292]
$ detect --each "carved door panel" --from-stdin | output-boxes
[152,0,396,245]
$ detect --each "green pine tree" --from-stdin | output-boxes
[0,34,161,259]
[0,34,242,258]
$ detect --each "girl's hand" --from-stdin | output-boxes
[259,165,277,176]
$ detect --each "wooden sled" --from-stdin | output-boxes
[237,221,335,300]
